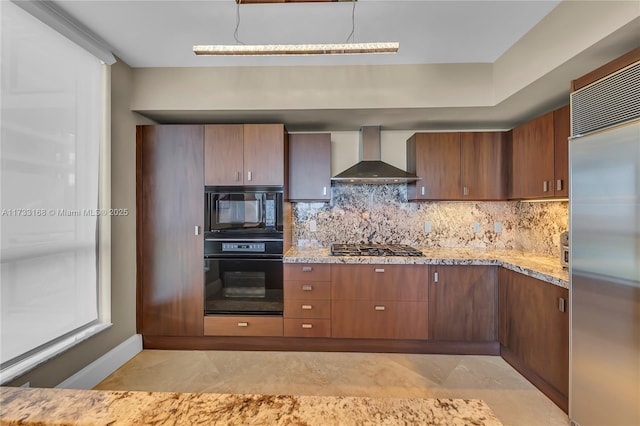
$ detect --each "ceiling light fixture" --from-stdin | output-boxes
[193,42,399,56]
[193,0,399,56]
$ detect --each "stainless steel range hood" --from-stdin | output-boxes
[331,126,420,184]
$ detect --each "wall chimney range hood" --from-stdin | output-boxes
[331,126,420,184]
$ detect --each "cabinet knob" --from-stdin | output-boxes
[302,285,313,291]
[374,268,385,273]
[301,304,313,310]
[237,322,248,327]
[302,266,313,272]
[247,171,252,181]
[556,179,563,191]
[301,323,313,329]
[374,305,386,311]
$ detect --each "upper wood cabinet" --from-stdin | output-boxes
[407,132,507,201]
[204,124,287,186]
[553,105,570,197]
[428,265,497,342]
[137,125,205,337]
[288,133,331,201]
[510,105,569,199]
[499,268,569,411]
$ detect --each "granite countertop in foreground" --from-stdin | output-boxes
[0,387,502,426]
[284,246,569,288]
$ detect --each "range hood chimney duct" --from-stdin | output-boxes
[331,126,420,184]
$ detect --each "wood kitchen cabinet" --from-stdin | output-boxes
[136,125,204,336]
[283,263,332,337]
[331,264,428,339]
[288,133,331,202]
[510,104,570,199]
[498,268,569,411]
[406,132,507,200]
[429,266,497,342]
[204,124,287,186]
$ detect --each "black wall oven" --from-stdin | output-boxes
[204,187,284,316]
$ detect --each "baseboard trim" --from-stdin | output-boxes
[500,345,568,413]
[142,335,500,356]
[56,334,142,390]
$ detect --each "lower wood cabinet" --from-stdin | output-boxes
[429,265,497,341]
[332,300,428,339]
[283,264,331,337]
[283,319,331,338]
[203,316,283,337]
[498,268,569,411]
[331,264,429,339]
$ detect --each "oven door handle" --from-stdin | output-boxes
[205,238,284,242]
[204,257,283,262]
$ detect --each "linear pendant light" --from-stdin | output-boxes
[193,42,399,56]
[194,0,398,56]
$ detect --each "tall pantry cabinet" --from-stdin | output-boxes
[136,125,204,336]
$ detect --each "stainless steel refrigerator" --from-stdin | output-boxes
[569,62,640,426]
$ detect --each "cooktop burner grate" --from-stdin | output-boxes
[330,243,424,257]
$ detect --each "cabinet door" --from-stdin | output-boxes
[137,125,204,336]
[407,133,460,200]
[288,133,331,201]
[331,264,427,301]
[243,124,285,185]
[429,266,497,341]
[499,268,569,398]
[511,112,554,199]
[553,105,570,197]
[204,125,244,186]
[332,301,428,339]
[460,132,507,200]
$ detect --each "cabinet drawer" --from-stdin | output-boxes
[284,281,331,300]
[284,264,331,281]
[203,316,283,336]
[332,300,428,339]
[284,319,331,337]
[284,299,331,319]
[331,264,428,301]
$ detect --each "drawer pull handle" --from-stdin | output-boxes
[302,285,313,291]
[374,305,386,311]
[302,266,313,272]
[302,305,313,310]
[374,268,385,273]
[434,272,439,283]
[302,323,313,329]
[558,297,566,313]
[543,180,549,192]
[237,322,248,327]
[557,179,563,191]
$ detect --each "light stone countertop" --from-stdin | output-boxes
[284,246,569,289]
[0,387,503,425]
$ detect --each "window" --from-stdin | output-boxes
[1,0,109,382]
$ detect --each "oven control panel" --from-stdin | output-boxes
[221,242,266,253]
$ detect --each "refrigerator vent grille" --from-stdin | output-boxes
[571,61,640,135]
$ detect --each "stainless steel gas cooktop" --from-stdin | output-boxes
[330,243,424,257]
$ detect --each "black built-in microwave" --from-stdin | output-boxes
[204,186,284,236]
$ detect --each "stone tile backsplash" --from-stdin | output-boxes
[292,184,568,257]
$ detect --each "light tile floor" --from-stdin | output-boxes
[94,350,569,426]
